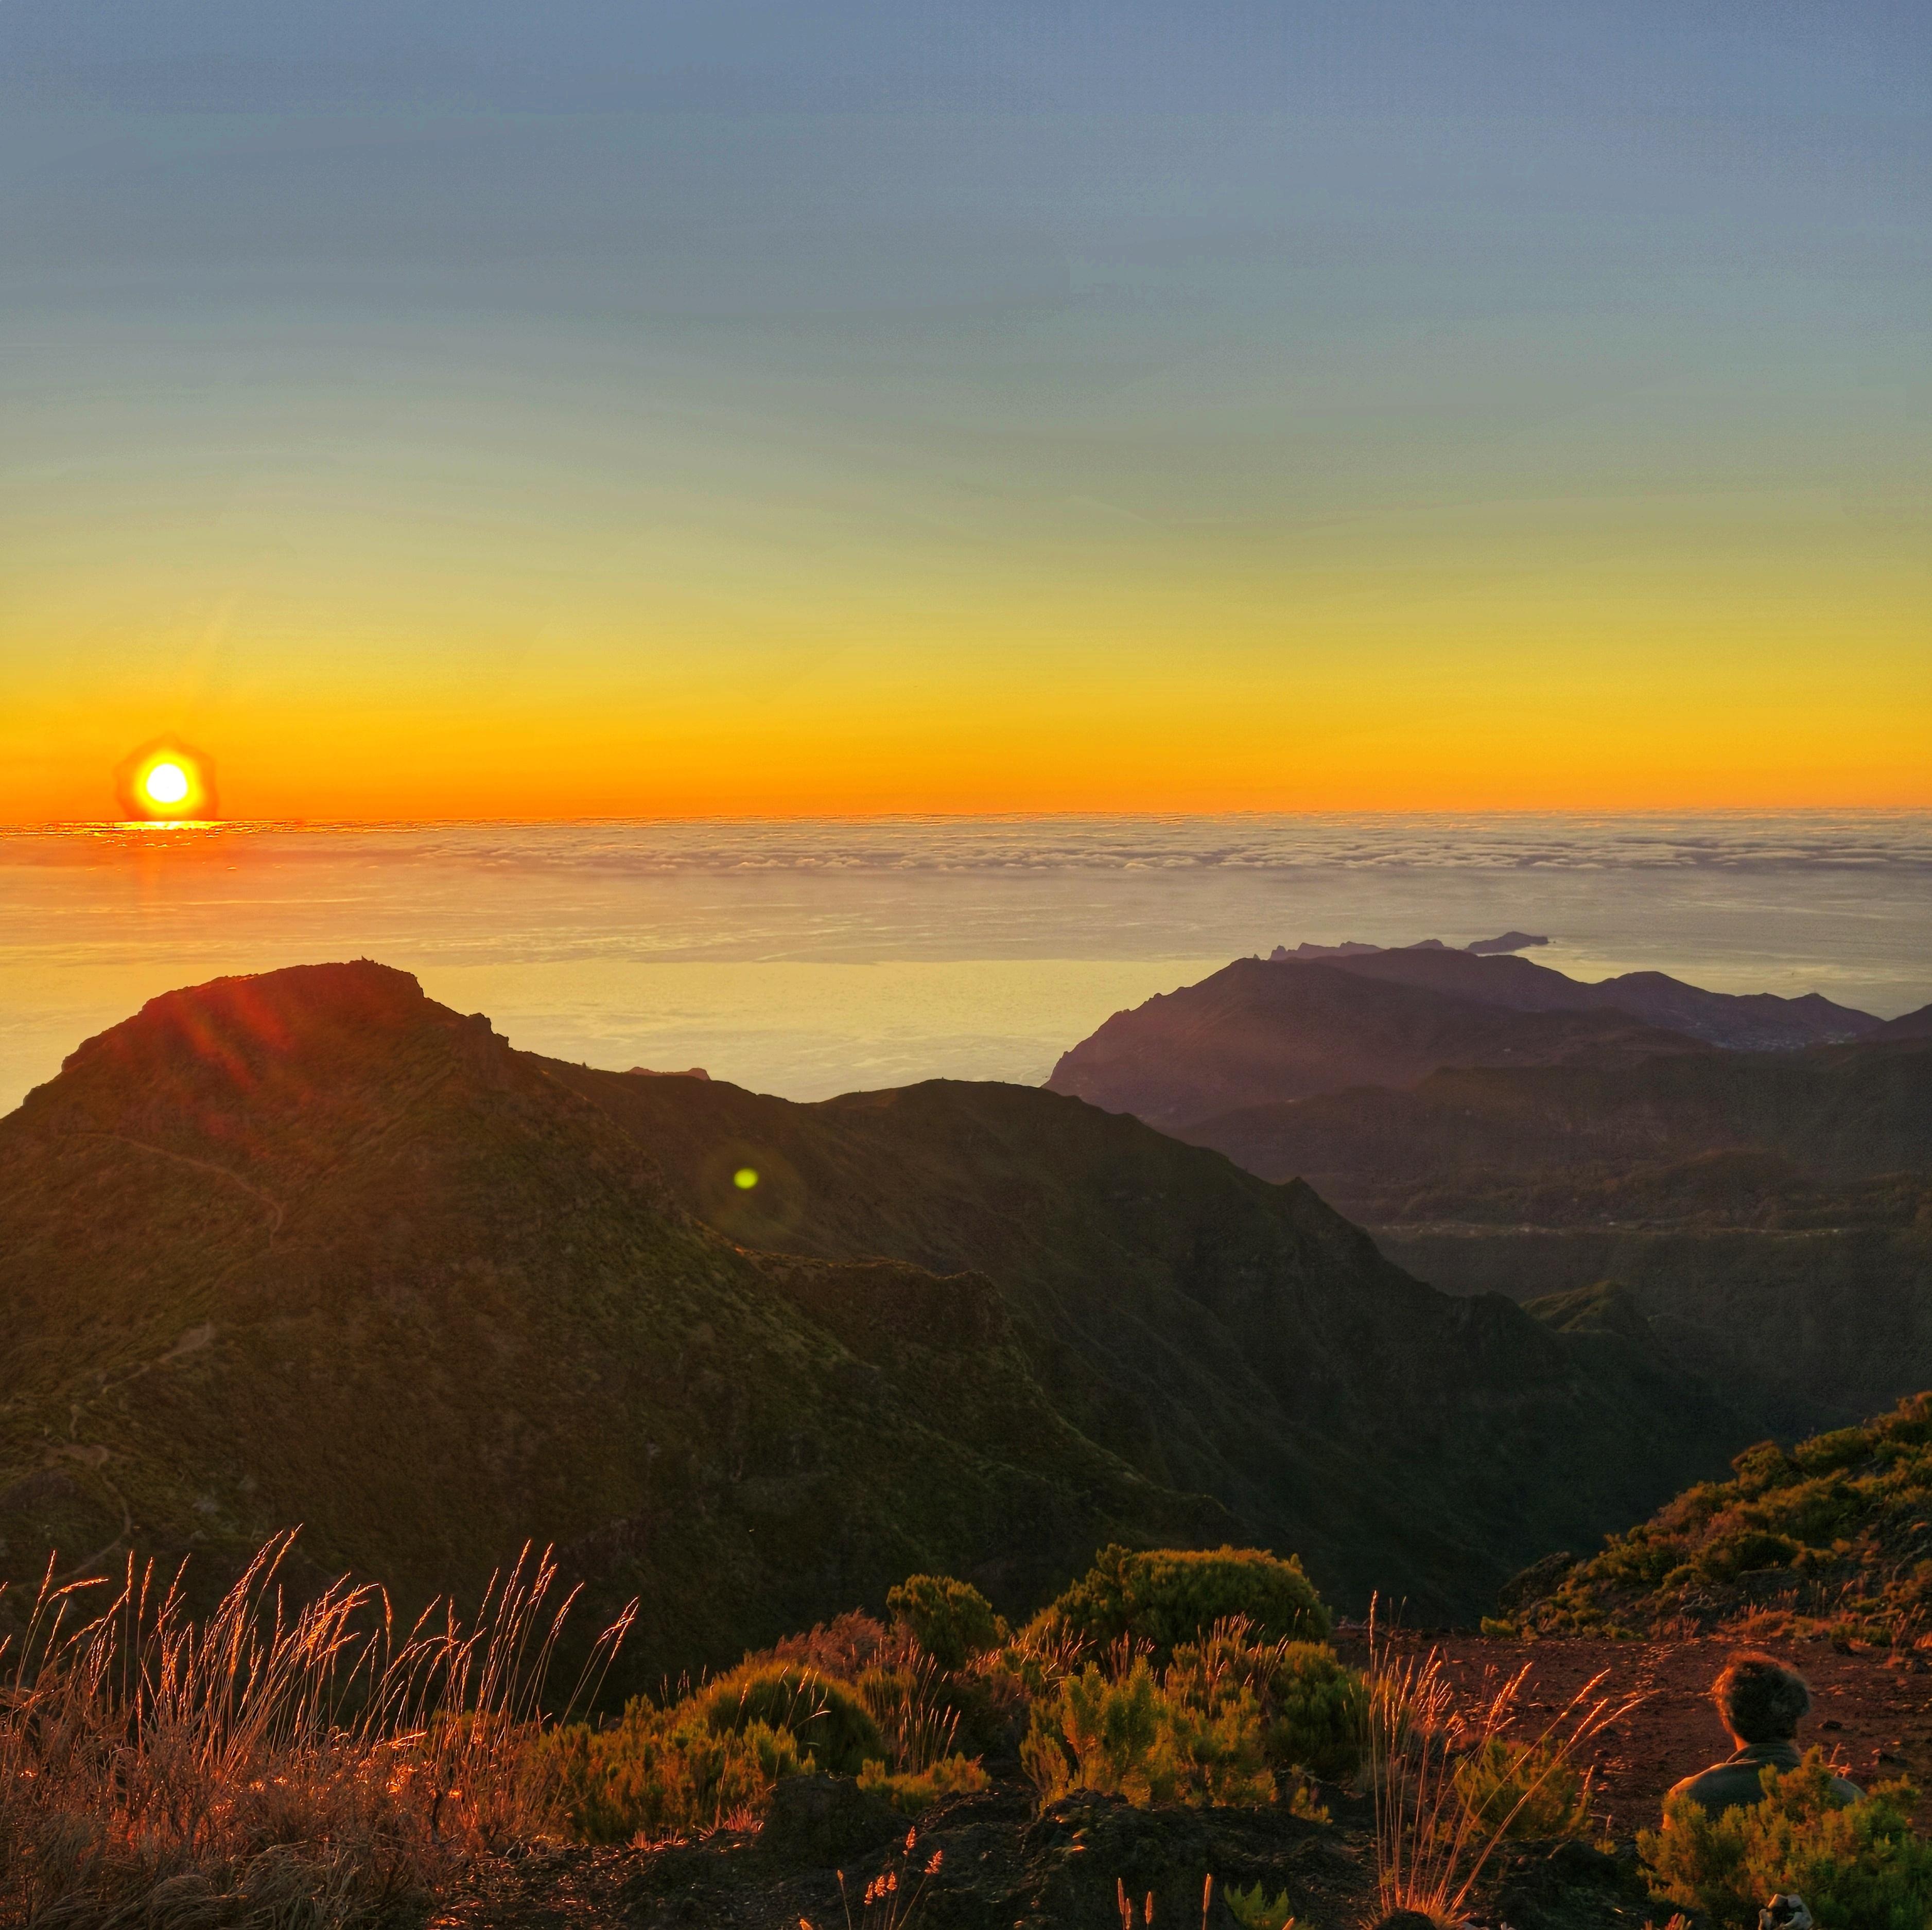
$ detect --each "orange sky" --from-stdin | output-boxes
[4,8,1928,823]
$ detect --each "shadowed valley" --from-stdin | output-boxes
[1049,944,1932,1435]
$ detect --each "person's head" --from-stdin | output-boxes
[1713,1651,1811,1745]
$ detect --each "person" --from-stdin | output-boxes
[1667,1651,1863,1817]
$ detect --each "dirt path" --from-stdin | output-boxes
[72,1130,287,1235]
[1339,1630,1932,1836]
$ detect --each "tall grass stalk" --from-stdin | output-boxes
[859,1653,961,1776]
[0,1532,631,1930]
[1365,1602,1636,1923]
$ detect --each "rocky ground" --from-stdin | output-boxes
[430,1635,1932,1930]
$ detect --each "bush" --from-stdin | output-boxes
[887,1574,1008,1671]
[1452,1736,1591,1842]
[1261,1640,1366,1784]
[1640,1751,1932,1929]
[1167,1629,1366,1784]
[698,1661,884,1776]
[857,1753,990,1814]
[1022,1657,1274,1809]
[544,1661,885,1844]
[1223,1882,1297,1929]
[545,1710,811,1845]
[1037,1546,1331,1658]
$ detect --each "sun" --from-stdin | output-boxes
[144,762,190,806]
[114,740,219,821]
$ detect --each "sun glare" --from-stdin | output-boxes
[115,740,218,821]
[145,762,190,806]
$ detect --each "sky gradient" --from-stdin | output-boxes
[4,2,1927,820]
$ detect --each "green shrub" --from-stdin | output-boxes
[543,1709,812,1844]
[1223,1882,1296,1930]
[1037,1546,1330,1658]
[1260,1641,1366,1784]
[886,1574,1008,1670]
[698,1661,883,1776]
[856,1752,990,1814]
[1452,1736,1591,1843]
[1730,1441,1801,1494]
[1694,1530,1803,1585]
[1167,1631,1365,1784]
[542,1659,889,1844]
[1514,1395,1932,1641]
[1640,1751,1932,1929]
[1022,1657,1274,1809]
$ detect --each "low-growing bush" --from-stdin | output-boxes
[1167,1626,1366,1784]
[1640,1751,1932,1929]
[544,1661,885,1844]
[1223,1881,1297,1929]
[857,1753,990,1814]
[1452,1735,1591,1842]
[1036,1546,1331,1658]
[700,1660,884,1775]
[887,1574,1008,1670]
[546,1711,812,1844]
[1022,1657,1274,1809]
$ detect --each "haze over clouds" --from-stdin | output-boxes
[4,1,1928,819]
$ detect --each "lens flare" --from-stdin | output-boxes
[733,1168,760,1190]
[114,741,218,821]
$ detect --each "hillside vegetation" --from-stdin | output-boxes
[0,963,1218,1690]
[0,962,1750,1672]
[542,1051,1746,1617]
[1045,947,1930,1434]
[1503,1392,1932,1643]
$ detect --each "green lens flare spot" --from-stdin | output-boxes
[733,1167,759,1190]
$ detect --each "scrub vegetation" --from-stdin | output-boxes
[1505,1394,1932,1644]
[1641,1752,1932,1928]
[0,1537,626,1930]
[11,1531,1932,1929]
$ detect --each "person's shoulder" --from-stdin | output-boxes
[1669,1759,1779,1815]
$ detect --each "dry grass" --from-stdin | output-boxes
[0,1533,630,1930]
[1364,1603,1639,1924]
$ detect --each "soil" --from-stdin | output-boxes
[429,1635,1932,1930]
[1338,1627,1932,1835]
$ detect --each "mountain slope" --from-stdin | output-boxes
[1181,1039,1932,1433]
[1503,1392,1932,1640]
[1306,944,1881,1049]
[538,1058,1745,1618]
[0,963,1751,1652]
[1045,957,1704,1131]
[0,963,1223,1684]
[1183,1039,1932,1208]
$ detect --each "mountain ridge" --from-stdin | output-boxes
[0,960,1751,1666]
[1047,947,1886,1136]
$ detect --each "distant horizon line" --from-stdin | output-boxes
[10,803,1932,834]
